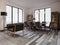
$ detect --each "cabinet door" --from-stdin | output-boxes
[51,12,58,30]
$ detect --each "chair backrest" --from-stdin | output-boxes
[7,24,15,28]
[16,23,24,31]
[7,23,24,32]
[24,22,29,27]
[35,22,40,27]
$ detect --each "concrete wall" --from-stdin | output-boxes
[0,0,6,30]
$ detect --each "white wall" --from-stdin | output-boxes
[8,1,60,22]
[0,0,29,30]
[28,2,60,15]
[0,0,60,30]
[7,1,29,22]
[0,0,6,30]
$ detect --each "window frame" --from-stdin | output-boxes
[18,8,23,23]
[6,5,23,24]
[34,8,51,26]
[6,5,12,24]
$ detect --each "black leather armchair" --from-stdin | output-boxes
[30,22,41,30]
[6,23,24,32]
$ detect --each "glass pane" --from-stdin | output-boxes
[45,8,51,26]
[19,9,23,22]
[40,9,44,23]
[35,10,39,22]
[13,7,18,23]
[6,6,11,24]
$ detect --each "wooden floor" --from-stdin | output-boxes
[0,29,60,45]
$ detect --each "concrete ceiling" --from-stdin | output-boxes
[7,0,60,8]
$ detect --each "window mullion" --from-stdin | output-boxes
[11,6,13,24]
[44,8,46,22]
[18,8,19,23]
[21,9,23,23]
[17,8,19,23]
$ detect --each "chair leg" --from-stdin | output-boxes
[14,25,16,38]
[7,29,10,35]
[23,30,24,36]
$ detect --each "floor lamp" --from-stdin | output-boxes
[1,12,7,31]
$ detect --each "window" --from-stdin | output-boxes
[35,8,51,26]
[45,8,51,26]
[6,6,12,24]
[35,10,40,22]
[13,7,18,23]
[19,9,23,22]
[40,9,44,23]
[6,5,23,24]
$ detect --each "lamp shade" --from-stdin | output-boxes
[1,12,7,16]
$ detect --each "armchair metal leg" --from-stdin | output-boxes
[14,25,16,38]
[7,29,10,35]
[22,30,24,36]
